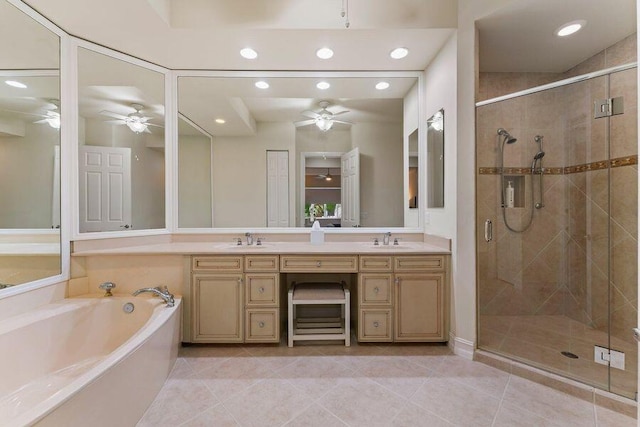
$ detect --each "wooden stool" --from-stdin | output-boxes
[287,281,350,347]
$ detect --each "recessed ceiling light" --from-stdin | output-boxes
[375,81,390,90]
[556,20,586,37]
[255,81,269,89]
[316,81,330,90]
[390,47,409,59]
[316,47,334,59]
[5,80,27,88]
[215,118,226,124]
[240,48,258,59]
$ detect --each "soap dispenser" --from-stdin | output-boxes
[505,181,515,208]
[310,220,324,245]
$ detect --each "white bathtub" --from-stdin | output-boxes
[0,294,181,427]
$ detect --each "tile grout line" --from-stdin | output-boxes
[490,373,512,426]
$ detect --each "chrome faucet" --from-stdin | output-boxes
[245,232,254,246]
[132,285,175,307]
[382,232,391,246]
[99,281,116,297]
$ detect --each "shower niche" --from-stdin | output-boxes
[501,175,524,208]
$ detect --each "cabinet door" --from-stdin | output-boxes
[246,308,280,342]
[192,273,244,342]
[358,309,393,342]
[394,273,445,341]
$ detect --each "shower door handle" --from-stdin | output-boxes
[484,220,493,242]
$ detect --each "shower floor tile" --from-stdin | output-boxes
[138,336,637,427]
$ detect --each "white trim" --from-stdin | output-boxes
[173,70,422,79]
[448,332,474,360]
[476,62,638,106]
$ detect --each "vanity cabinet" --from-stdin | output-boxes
[358,255,447,343]
[190,255,280,343]
[394,255,447,341]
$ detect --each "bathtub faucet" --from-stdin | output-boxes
[132,286,175,307]
[99,281,116,297]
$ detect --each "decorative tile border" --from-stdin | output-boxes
[479,155,637,175]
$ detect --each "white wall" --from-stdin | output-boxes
[212,122,296,227]
[178,134,212,227]
[351,122,404,227]
[0,122,58,228]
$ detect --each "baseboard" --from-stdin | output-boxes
[448,331,474,360]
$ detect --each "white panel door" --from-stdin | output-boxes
[79,146,132,232]
[341,147,360,227]
[266,150,289,227]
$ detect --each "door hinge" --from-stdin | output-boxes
[594,96,624,119]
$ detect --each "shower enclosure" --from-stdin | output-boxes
[476,65,638,399]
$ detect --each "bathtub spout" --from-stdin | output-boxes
[132,286,175,307]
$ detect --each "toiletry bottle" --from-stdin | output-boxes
[506,181,515,208]
[310,220,324,245]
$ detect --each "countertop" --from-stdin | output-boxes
[71,241,450,256]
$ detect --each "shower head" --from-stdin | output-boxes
[497,128,517,145]
[533,151,545,160]
[531,151,546,172]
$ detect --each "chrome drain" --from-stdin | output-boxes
[123,302,135,314]
[561,351,579,359]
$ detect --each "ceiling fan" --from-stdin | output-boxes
[99,103,162,134]
[315,168,334,181]
[0,99,61,129]
[294,101,353,132]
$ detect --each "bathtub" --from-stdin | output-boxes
[0,294,181,427]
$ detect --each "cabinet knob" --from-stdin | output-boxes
[258,287,265,293]
[316,261,321,267]
[238,278,243,284]
[395,277,400,285]
[373,321,380,328]
[258,321,265,328]
[373,287,379,294]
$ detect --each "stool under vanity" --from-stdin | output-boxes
[182,252,449,345]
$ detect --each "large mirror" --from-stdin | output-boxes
[177,74,420,228]
[77,47,166,233]
[0,0,61,289]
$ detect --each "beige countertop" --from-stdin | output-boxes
[71,240,450,256]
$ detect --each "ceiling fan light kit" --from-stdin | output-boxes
[294,100,353,132]
[100,103,161,134]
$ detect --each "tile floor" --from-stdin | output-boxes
[479,314,638,399]
[138,339,637,427]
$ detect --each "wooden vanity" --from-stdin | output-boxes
[187,252,449,344]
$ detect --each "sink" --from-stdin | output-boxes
[226,244,268,249]
[364,243,412,250]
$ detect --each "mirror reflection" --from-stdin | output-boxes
[427,109,444,208]
[177,75,420,228]
[0,0,61,289]
[77,48,166,233]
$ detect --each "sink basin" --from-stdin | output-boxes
[226,244,268,249]
[365,244,412,250]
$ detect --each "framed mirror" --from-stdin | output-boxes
[427,109,444,208]
[77,47,166,233]
[0,0,61,290]
[177,72,421,229]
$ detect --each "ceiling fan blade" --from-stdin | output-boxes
[294,119,316,127]
[331,110,350,116]
[300,110,319,119]
[33,119,48,124]
[105,119,126,125]
[332,119,354,125]
[0,108,47,118]
[143,127,152,134]
[145,122,164,128]
[99,110,129,120]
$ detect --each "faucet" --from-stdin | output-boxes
[245,232,254,246]
[382,232,391,246]
[132,285,175,307]
[99,281,116,297]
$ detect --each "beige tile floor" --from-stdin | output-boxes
[138,338,637,427]
[479,314,638,399]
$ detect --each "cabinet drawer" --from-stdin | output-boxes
[245,309,279,342]
[359,256,392,272]
[394,255,445,272]
[280,255,358,273]
[358,309,392,342]
[192,255,243,272]
[245,255,279,272]
[245,273,279,306]
[358,274,393,306]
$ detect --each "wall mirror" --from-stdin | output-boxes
[0,0,61,289]
[427,109,444,208]
[77,47,166,233]
[177,73,421,229]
